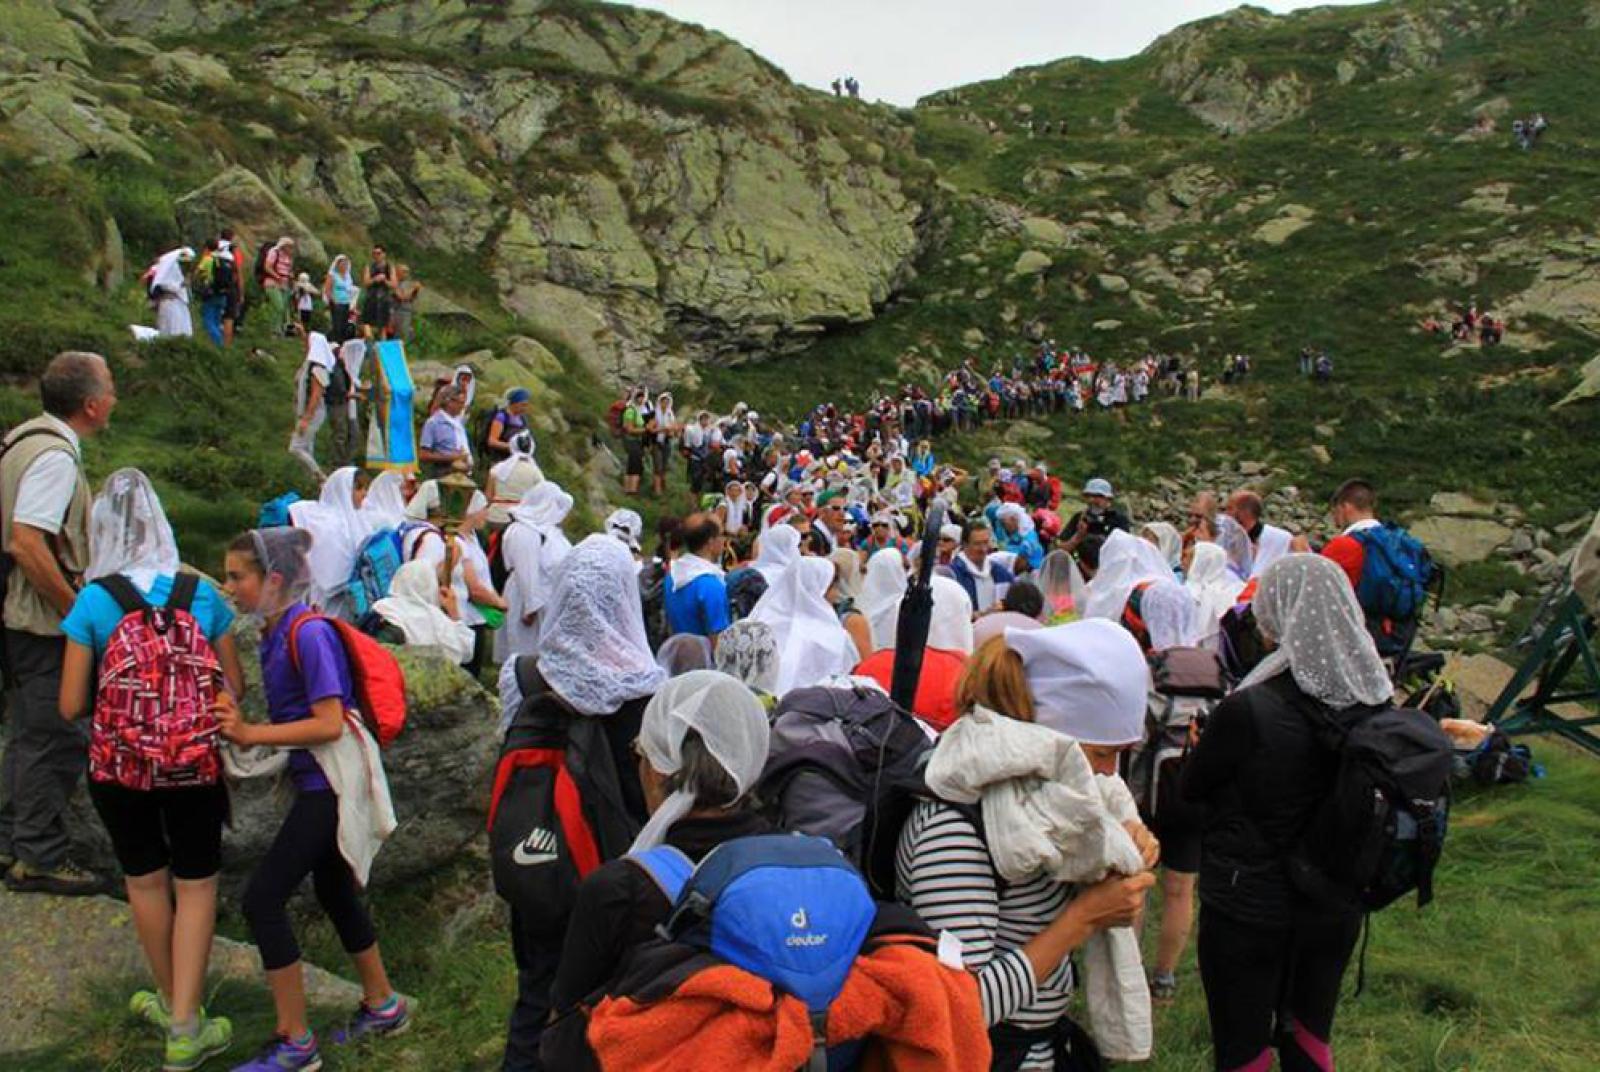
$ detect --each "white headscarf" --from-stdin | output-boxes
[1138,580,1202,652]
[750,524,801,586]
[1141,522,1184,572]
[1238,555,1394,710]
[928,574,976,654]
[629,670,770,852]
[536,535,666,716]
[510,480,573,531]
[149,247,193,298]
[1037,550,1087,619]
[371,560,475,664]
[1186,542,1245,644]
[1215,514,1254,581]
[1009,619,1151,746]
[749,557,860,696]
[86,469,180,591]
[1081,529,1173,622]
[861,547,908,651]
[996,501,1035,535]
[305,332,337,372]
[287,467,368,605]
[656,634,714,677]
[360,472,408,531]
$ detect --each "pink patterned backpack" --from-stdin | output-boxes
[88,573,224,790]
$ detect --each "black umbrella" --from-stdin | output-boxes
[889,501,948,710]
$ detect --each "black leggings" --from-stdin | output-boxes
[1197,905,1361,1072]
[242,790,376,972]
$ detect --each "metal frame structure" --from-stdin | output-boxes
[1487,585,1600,757]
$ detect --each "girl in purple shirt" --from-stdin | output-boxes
[215,528,408,1071]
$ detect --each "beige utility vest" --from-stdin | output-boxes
[0,416,91,636]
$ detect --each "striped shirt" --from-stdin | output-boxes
[895,799,1075,1070]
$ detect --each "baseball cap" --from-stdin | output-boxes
[1083,478,1114,498]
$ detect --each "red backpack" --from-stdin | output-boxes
[89,573,223,791]
[288,612,407,747]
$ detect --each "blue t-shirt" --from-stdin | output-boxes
[63,573,235,657]
[259,604,357,792]
[663,573,730,638]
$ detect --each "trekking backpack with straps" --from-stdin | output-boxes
[759,684,933,898]
[345,528,405,619]
[1128,647,1227,827]
[286,612,407,747]
[632,834,878,1072]
[1288,700,1453,913]
[1351,523,1435,622]
[89,573,224,790]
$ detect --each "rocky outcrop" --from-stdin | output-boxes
[63,642,498,899]
[174,166,328,263]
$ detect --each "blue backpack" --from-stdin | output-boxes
[257,492,301,529]
[632,834,878,1071]
[346,528,404,619]
[1351,523,1434,621]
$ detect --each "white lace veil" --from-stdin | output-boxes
[1037,550,1086,618]
[536,534,666,716]
[1238,555,1394,709]
[86,469,180,589]
[1139,579,1201,652]
[714,619,780,694]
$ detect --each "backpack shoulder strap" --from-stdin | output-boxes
[286,611,330,674]
[513,654,542,702]
[628,845,695,905]
[96,574,148,616]
[1,426,71,459]
[168,571,200,614]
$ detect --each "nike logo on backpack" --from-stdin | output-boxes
[512,827,559,866]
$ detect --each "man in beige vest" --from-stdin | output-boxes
[0,351,115,895]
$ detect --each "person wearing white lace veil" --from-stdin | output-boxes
[655,634,714,678]
[359,471,408,531]
[287,466,368,615]
[627,669,771,851]
[1237,555,1393,709]
[502,481,575,657]
[748,556,859,697]
[1137,580,1203,652]
[749,523,800,586]
[534,534,665,717]
[85,469,181,589]
[1082,529,1175,623]
[1215,514,1254,582]
[1185,541,1245,650]
[1037,550,1087,622]
[713,619,780,698]
[148,247,194,337]
[371,559,475,665]
[1140,522,1184,576]
[860,546,908,651]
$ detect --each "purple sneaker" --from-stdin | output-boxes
[230,1034,321,1071]
[328,996,410,1046]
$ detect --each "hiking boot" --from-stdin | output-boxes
[0,849,13,874]
[4,859,108,896]
[1149,972,1178,1007]
[165,1015,233,1071]
[131,989,172,1033]
[327,996,409,1046]
[229,1035,321,1071]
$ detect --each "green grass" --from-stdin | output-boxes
[14,741,1598,1070]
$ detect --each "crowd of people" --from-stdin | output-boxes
[0,333,1460,1072]
[140,232,424,349]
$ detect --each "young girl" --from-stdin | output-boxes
[60,470,244,1071]
[215,528,407,1071]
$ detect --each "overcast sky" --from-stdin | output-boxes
[628,1,1373,106]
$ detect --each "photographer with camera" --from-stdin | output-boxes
[1060,477,1132,556]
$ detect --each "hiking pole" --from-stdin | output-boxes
[890,501,947,711]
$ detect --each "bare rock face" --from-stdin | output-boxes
[173,166,328,264]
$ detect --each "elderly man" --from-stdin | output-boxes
[1227,489,1294,579]
[419,385,473,478]
[0,352,116,895]
[950,519,1014,613]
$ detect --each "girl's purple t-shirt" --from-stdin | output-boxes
[260,604,357,791]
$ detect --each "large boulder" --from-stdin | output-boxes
[173,165,327,263]
[62,639,497,898]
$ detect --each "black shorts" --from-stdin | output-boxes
[88,780,228,880]
[624,437,644,477]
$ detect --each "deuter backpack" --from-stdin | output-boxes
[256,492,301,529]
[1288,702,1453,913]
[759,683,933,898]
[634,834,878,1072]
[1351,523,1434,622]
[345,528,404,619]
[88,574,224,790]
[286,612,407,747]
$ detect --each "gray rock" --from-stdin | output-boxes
[1095,273,1131,294]
[1410,516,1511,567]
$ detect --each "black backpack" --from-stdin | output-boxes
[638,559,669,652]
[758,684,933,898]
[213,251,236,297]
[1289,704,1453,913]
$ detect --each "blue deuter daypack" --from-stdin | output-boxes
[633,834,878,1072]
[346,528,404,618]
[257,492,301,529]
[1352,522,1433,621]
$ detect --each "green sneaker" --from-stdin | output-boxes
[164,1014,233,1071]
[132,990,172,1033]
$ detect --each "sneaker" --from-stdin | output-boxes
[165,1015,233,1071]
[1149,972,1178,1006]
[131,990,172,1033]
[230,1035,321,1071]
[4,859,108,896]
[327,996,410,1046]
